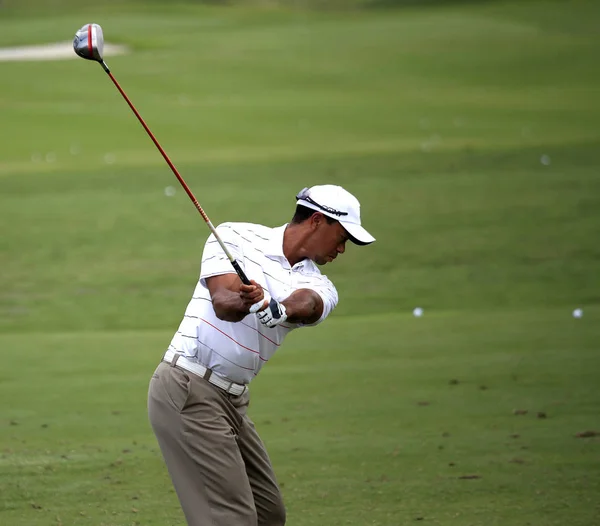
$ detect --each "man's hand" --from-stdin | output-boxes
[241,283,288,328]
[207,276,292,326]
[255,298,288,328]
[239,280,268,312]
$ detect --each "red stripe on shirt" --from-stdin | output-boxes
[199,317,268,361]
[240,321,282,346]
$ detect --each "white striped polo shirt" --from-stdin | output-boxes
[167,222,339,385]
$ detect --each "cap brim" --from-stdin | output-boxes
[341,222,375,246]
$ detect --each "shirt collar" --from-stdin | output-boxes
[264,223,309,270]
[264,223,288,258]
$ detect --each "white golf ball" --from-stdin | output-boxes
[164,186,176,197]
[540,154,551,166]
[572,308,583,318]
[413,307,423,317]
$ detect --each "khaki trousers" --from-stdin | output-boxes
[148,361,286,526]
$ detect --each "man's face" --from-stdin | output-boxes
[311,215,349,265]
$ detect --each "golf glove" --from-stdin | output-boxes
[255,297,288,328]
[249,292,272,314]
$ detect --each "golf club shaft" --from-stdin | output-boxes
[99,61,251,286]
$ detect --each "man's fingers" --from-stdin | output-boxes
[249,299,268,314]
[240,288,262,301]
[240,279,262,292]
[249,290,271,314]
[239,281,271,314]
[240,280,264,299]
[254,299,287,328]
[242,295,263,307]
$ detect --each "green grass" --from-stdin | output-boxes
[1,0,599,524]
[1,311,599,525]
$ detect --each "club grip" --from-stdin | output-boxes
[231,259,251,285]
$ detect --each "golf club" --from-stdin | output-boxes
[73,23,251,285]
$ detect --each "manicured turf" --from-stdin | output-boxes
[1,1,599,525]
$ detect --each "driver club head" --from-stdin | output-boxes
[73,23,104,62]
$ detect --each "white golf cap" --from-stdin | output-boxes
[296,185,375,245]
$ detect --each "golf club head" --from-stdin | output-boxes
[73,23,104,62]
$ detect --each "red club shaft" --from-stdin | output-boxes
[98,61,250,285]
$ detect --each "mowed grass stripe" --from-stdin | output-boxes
[5,135,600,177]
[1,2,598,167]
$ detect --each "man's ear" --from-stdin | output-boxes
[310,212,325,230]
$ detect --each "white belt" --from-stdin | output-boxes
[162,349,247,397]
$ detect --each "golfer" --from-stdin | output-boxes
[148,184,375,526]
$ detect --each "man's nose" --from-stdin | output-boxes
[337,242,346,254]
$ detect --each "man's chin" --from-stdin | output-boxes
[315,256,333,266]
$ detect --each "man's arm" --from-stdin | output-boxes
[207,274,324,326]
[207,274,264,322]
[251,288,324,327]
[281,289,324,325]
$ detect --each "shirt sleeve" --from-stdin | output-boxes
[298,274,339,327]
[199,223,244,288]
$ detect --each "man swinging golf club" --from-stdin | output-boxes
[148,185,375,525]
[73,23,375,526]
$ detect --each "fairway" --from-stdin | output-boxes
[1,1,599,525]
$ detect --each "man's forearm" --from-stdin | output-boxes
[282,289,324,325]
[212,289,249,322]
